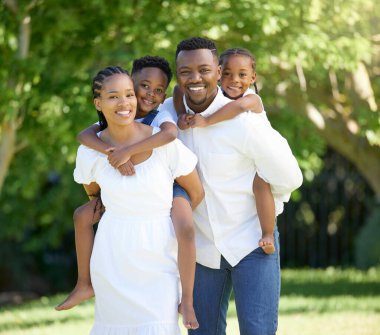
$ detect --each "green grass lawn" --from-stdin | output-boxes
[0,268,379,335]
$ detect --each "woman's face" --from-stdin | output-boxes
[94,74,137,126]
[220,55,256,99]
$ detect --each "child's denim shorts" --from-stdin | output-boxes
[173,182,191,205]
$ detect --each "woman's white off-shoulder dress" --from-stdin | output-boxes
[74,129,197,335]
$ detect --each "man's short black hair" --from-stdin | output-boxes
[131,55,172,87]
[175,37,218,59]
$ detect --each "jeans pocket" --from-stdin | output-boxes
[251,245,278,260]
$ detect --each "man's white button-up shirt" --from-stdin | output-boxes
[161,89,303,269]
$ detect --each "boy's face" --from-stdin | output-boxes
[132,67,168,118]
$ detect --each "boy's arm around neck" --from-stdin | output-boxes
[77,124,111,154]
[126,121,177,156]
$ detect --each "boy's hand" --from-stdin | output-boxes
[105,147,116,154]
[177,114,193,130]
[107,147,131,168]
[118,161,135,176]
[189,114,208,128]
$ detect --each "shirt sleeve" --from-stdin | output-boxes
[242,114,303,197]
[157,97,178,124]
[154,108,177,127]
[73,145,99,184]
[243,88,265,114]
[165,139,198,179]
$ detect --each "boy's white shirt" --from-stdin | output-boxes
[135,105,177,127]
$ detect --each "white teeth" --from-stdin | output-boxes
[143,99,154,105]
[189,87,205,91]
[117,111,130,115]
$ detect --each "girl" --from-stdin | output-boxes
[175,47,276,254]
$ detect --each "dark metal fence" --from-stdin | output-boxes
[278,149,374,267]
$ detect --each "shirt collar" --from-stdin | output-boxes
[183,86,230,117]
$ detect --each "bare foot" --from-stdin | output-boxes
[55,284,94,311]
[259,234,275,254]
[179,302,199,330]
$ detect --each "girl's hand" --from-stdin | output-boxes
[190,114,208,128]
[177,114,193,130]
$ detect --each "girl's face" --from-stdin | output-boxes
[220,54,256,99]
[94,74,137,127]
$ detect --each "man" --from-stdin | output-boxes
[162,37,303,335]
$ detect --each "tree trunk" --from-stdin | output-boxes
[1,1,31,194]
[287,92,380,198]
[0,119,17,193]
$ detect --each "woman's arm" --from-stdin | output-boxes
[77,124,112,154]
[107,121,178,168]
[175,169,205,210]
[190,94,264,128]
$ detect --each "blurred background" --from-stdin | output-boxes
[0,0,379,333]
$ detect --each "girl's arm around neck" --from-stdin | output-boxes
[173,85,186,117]
[173,85,190,130]
[204,93,264,126]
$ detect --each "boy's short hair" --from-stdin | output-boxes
[131,56,172,87]
[175,37,218,59]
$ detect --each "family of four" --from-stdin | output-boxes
[55,37,303,335]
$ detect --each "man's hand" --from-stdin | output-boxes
[189,114,208,128]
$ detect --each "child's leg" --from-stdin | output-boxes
[253,174,276,254]
[55,198,102,311]
[171,185,199,330]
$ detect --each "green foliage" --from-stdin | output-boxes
[0,0,379,291]
[355,206,380,269]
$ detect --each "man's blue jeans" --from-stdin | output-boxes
[189,229,280,335]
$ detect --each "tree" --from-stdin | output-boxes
[0,0,378,290]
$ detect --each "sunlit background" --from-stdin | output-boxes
[0,0,379,334]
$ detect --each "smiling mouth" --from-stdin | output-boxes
[142,98,155,105]
[116,110,131,116]
[226,86,242,91]
[188,86,206,93]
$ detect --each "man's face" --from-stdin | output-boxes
[176,49,221,113]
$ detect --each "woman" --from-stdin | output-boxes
[74,66,203,334]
